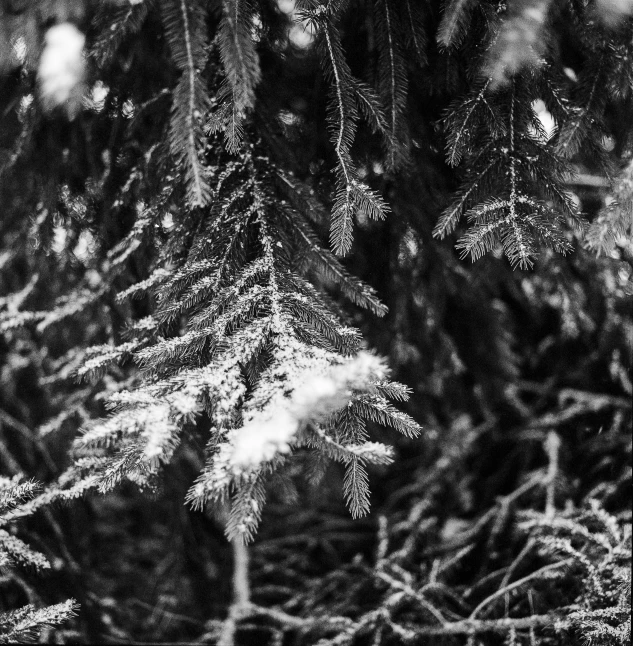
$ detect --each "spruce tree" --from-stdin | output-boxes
[0,0,631,643]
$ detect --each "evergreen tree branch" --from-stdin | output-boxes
[161,0,212,206]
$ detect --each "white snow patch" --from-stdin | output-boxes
[13,36,27,65]
[532,99,556,141]
[231,352,387,471]
[38,23,85,117]
[277,0,296,14]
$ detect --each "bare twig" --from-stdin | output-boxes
[411,612,572,637]
[544,431,561,518]
[218,539,251,646]
[424,473,543,557]
[372,569,447,625]
[565,173,610,187]
[375,515,389,565]
[469,559,573,619]
[206,600,574,644]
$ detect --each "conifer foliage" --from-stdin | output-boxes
[162,0,213,207]
[0,478,77,643]
[73,146,420,542]
[437,77,579,268]
[0,0,631,643]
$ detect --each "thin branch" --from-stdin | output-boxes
[544,431,561,519]
[411,612,572,637]
[218,539,251,646]
[469,559,573,619]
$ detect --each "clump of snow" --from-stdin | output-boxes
[275,0,316,50]
[140,403,178,461]
[531,99,556,141]
[231,351,387,470]
[12,37,28,66]
[86,81,109,112]
[37,23,86,118]
[276,0,295,14]
[293,351,386,420]
[288,21,316,49]
[166,391,200,421]
[231,408,296,469]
